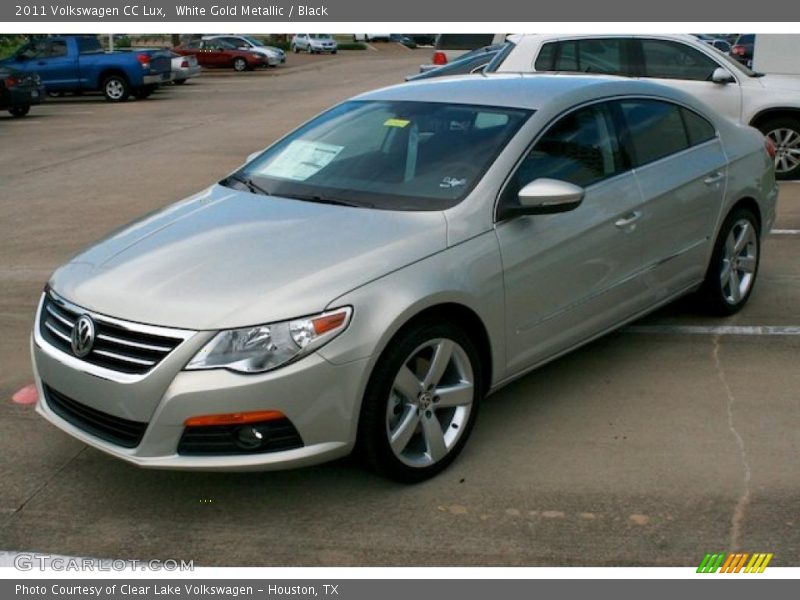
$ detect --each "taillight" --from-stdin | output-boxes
[433,51,447,65]
[136,53,151,70]
[732,45,745,56]
[181,60,189,68]
[4,76,18,88]
[765,136,777,160]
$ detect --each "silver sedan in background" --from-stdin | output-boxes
[170,51,201,85]
[32,75,777,482]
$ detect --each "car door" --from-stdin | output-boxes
[8,39,77,89]
[495,101,649,375]
[201,41,227,67]
[634,38,742,121]
[615,98,727,298]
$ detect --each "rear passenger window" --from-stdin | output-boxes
[681,108,716,145]
[534,42,556,70]
[619,100,689,165]
[503,103,624,202]
[536,39,626,75]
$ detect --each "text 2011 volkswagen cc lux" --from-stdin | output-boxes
[32,75,777,482]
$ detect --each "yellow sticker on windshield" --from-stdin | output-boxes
[384,118,410,128]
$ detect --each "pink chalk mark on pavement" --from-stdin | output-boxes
[12,384,38,405]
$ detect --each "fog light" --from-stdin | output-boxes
[236,425,265,450]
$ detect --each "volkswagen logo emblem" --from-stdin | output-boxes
[71,315,96,358]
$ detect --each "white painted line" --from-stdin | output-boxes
[771,229,800,235]
[624,325,800,336]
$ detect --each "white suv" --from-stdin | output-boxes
[492,34,800,178]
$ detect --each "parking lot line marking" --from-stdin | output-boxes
[624,325,800,336]
[771,229,800,235]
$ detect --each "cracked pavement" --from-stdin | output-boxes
[1,46,799,566]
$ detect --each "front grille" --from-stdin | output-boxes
[178,419,304,455]
[39,293,187,375]
[44,385,147,448]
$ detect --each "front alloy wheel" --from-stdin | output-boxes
[359,320,482,482]
[761,117,800,179]
[387,339,475,468]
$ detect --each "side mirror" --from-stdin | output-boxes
[246,150,261,163]
[503,178,585,219]
[711,67,735,84]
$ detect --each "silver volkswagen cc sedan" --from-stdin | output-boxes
[32,74,778,482]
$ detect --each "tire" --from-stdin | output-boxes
[332,50,338,55]
[758,116,800,180]
[174,78,187,85]
[102,74,129,102]
[233,57,247,72]
[696,207,760,316]
[357,319,483,483]
[292,44,298,53]
[132,85,156,100]
[9,105,30,117]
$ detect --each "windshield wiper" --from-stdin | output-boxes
[283,193,370,208]
[222,173,272,196]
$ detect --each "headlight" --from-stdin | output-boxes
[185,307,352,374]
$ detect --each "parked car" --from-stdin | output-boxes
[0,35,171,102]
[291,34,338,54]
[694,34,732,54]
[169,51,201,85]
[174,39,267,71]
[730,34,755,68]
[0,67,45,117]
[430,33,507,66]
[202,35,286,66]
[490,33,800,179]
[407,45,504,80]
[32,75,777,482]
[353,34,391,42]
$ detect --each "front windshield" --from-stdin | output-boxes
[229,100,531,210]
[310,34,332,40]
[242,36,262,46]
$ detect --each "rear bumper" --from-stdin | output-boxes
[142,72,171,86]
[172,65,202,80]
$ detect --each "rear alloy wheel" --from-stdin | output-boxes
[9,105,30,117]
[761,117,800,179]
[359,321,482,483]
[233,57,248,72]
[102,75,129,102]
[697,208,760,315]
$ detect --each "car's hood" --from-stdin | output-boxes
[50,185,447,330]
[756,73,800,92]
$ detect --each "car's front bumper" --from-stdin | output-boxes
[31,301,370,471]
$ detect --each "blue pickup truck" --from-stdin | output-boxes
[0,36,171,102]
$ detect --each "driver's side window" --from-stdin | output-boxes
[501,102,625,207]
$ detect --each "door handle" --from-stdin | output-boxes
[703,171,724,185]
[615,211,642,229]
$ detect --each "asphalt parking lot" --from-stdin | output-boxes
[1,45,799,567]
